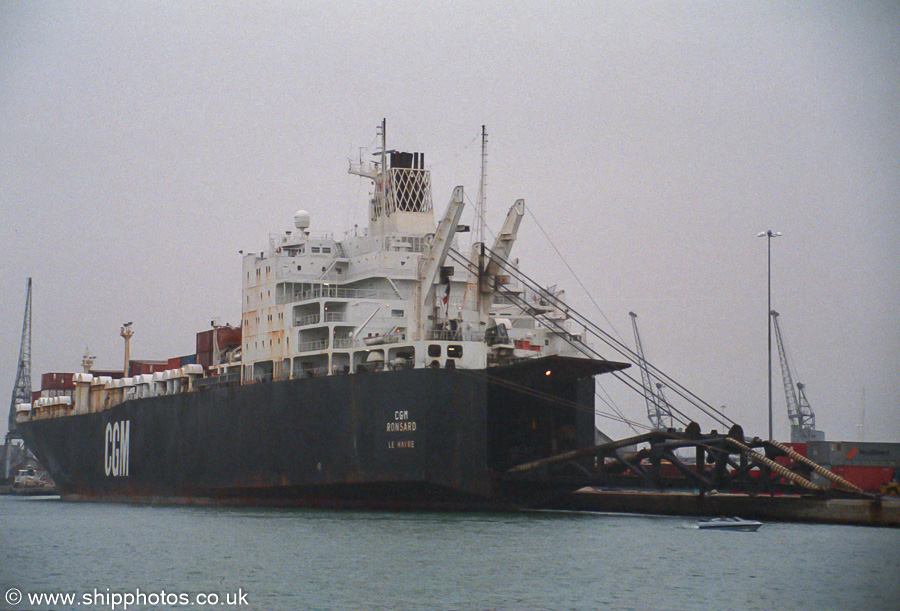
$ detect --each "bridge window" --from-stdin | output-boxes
[448,345,463,358]
[427,344,441,358]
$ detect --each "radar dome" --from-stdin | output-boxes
[294,210,311,231]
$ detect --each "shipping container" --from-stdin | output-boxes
[219,326,241,348]
[807,440,900,468]
[197,329,213,353]
[196,327,242,355]
[167,354,199,369]
[41,372,75,391]
[830,465,896,492]
[128,360,169,376]
[784,442,807,457]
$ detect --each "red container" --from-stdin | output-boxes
[128,360,169,375]
[831,465,895,492]
[41,372,75,390]
[784,442,807,457]
[196,329,213,354]
[218,326,242,349]
[197,327,242,354]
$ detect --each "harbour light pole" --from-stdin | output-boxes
[757,229,781,440]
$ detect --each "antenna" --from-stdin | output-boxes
[81,347,97,373]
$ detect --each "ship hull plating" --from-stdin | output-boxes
[18,357,616,509]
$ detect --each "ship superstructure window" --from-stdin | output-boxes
[391,310,404,317]
[312,247,320,254]
[322,247,331,254]
[448,345,463,358]
[427,345,441,358]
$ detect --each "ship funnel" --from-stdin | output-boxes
[388,151,429,213]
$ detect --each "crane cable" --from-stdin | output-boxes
[481,244,734,428]
[445,248,643,433]
[489,284,677,432]
[447,245,693,429]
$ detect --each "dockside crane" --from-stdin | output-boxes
[4,278,33,480]
[770,310,822,443]
[655,383,677,430]
[629,312,674,430]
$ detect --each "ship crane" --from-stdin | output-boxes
[770,310,820,443]
[629,312,674,430]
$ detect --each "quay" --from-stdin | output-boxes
[551,489,900,527]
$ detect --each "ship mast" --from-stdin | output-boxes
[378,117,387,217]
[475,125,488,247]
[120,322,134,377]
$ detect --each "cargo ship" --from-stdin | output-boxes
[15,122,629,509]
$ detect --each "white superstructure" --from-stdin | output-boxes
[240,121,582,383]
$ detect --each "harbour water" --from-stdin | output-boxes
[1,495,897,611]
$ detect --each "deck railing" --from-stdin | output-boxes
[297,339,328,353]
[289,287,400,302]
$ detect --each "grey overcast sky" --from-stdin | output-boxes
[1,1,897,442]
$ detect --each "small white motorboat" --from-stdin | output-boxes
[697,516,763,531]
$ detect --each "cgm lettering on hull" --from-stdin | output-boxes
[104,420,130,477]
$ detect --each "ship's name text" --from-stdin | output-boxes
[386,410,417,433]
[104,420,130,477]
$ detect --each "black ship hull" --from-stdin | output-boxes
[18,356,622,509]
